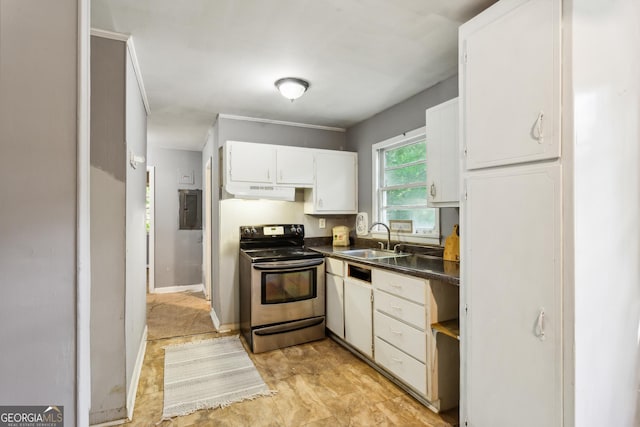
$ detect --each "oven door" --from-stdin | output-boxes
[250,258,325,327]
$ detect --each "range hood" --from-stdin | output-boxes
[224,182,295,201]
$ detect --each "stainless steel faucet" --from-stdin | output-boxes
[369,222,391,250]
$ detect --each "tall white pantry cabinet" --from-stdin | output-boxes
[459,0,562,426]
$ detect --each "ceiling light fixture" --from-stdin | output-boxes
[274,77,309,101]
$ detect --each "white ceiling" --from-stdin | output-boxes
[91,0,496,151]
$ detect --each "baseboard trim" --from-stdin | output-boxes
[90,418,127,427]
[217,322,239,333]
[126,325,147,421]
[152,283,204,294]
[209,308,221,330]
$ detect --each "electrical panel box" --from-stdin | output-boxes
[178,189,202,230]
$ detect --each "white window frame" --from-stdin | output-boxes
[371,127,440,245]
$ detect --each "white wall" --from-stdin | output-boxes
[124,47,148,411]
[570,0,640,425]
[0,0,82,421]
[147,147,203,288]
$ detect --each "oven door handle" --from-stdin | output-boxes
[252,258,324,271]
[253,317,325,337]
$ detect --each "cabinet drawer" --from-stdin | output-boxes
[375,337,426,396]
[373,269,426,304]
[374,290,426,330]
[374,311,426,362]
[326,257,344,276]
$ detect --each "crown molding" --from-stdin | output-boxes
[217,114,345,132]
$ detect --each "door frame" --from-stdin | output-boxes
[204,157,212,300]
[147,166,155,293]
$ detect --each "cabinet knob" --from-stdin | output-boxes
[430,183,437,198]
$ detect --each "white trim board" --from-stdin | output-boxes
[147,166,155,294]
[126,326,147,421]
[90,28,150,115]
[77,1,92,426]
[210,308,221,330]
[151,284,205,294]
[217,114,346,133]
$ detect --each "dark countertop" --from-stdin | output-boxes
[309,245,459,285]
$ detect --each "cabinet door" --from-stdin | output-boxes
[461,0,560,170]
[227,141,275,183]
[426,97,459,207]
[344,278,372,358]
[462,163,561,427]
[276,147,314,186]
[325,273,344,339]
[314,151,357,213]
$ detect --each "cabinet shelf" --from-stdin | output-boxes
[431,319,460,340]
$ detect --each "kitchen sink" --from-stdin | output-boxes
[338,248,410,260]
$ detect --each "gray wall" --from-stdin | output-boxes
[90,36,127,423]
[217,117,347,150]
[0,0,79,419]
[89,36,147,424]
[147,147,203,288]
[345,75,460,241]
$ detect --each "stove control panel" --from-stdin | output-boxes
[240,224,305,239]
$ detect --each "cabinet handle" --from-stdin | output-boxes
[390,283,402,289]
[391,329,403,335]
[391,357,403,364]
[267,169,271,180]
[533,111,544,144]
[390,305,402,311]
[430,183,437,198]
[535,308,546,341]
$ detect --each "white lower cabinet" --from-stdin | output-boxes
[344,277,373,358]
[329,261,460,412]
[325,258,345,339]
[375,337,427,396]
[374,311,426,362]
[374,290,426,330]
[374,269,460,412]
[373,269,428,398]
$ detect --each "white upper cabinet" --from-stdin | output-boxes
[276,146,314,186]
[460,0,561,170]
[226,140,275,184]
[304,150,358,214]
[223,141,357,206]
[426,97,460,207]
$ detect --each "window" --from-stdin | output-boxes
[372,127,439,242]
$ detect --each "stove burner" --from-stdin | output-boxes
[239,224,322,262]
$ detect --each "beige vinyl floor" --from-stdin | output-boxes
[126,291,459,426]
